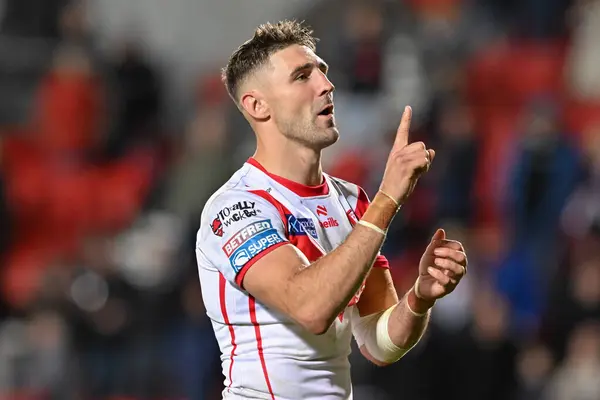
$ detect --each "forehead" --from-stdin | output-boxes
[268,44,324,76]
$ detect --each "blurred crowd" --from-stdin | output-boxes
[0,0,600,399]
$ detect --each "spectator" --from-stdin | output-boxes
[565,0,600,100]
[431,96,479,225]
[542,256,600,362]
[102,41,163,160]
[544,321,600,400]
[505,97,582,286]
[32,44,103,160]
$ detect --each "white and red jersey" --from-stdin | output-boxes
[196,158,389,400]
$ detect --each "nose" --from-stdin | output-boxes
[317,70,335,97]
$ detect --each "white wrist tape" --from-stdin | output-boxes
[351,305,408,364]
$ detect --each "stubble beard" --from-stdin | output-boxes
[276,115,339,151]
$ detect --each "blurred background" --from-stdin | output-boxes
[0,0,599,399]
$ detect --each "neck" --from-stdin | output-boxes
[254,135,323,186]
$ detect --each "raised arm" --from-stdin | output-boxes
[242,106,435,334]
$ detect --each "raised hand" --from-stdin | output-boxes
[416,229,467,301]
[379,106,435,205]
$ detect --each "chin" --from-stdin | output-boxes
[317,127,339,149]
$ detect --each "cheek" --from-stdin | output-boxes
[286,88,312,111]
[280,101,308,119]
[273,88,313,119]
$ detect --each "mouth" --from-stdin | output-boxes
[317,104,334,117]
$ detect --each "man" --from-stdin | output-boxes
[196,20,468,400]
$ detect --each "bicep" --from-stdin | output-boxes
[242,243,311,318]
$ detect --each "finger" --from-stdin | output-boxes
[427,267,454,286]
[431,228,445,242]
[433,257,465,277]
[393,105,412,150]
[422,228,445,256]
[433,248,467,266]
[402,151,432,165]
[428,149,436,163]
[402,141,427,153]
[401,150,432,168]
[432,239,463,251]
[438,228,446,241]
[423,228,446,253]
[404,153,432,173]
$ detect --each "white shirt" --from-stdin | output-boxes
[196,158,389,400]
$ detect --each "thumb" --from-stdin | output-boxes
[423,228,446,256]
[431,228,445,242]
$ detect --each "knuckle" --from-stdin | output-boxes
[407,142,424,151]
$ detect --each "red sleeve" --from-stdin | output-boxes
[354,186,390,269]
[374,255,390,269]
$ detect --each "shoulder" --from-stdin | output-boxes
[199,184,290,244]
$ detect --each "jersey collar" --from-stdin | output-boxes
[247,157,330,197]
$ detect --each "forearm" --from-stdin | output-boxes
[288,193,397,331]
[387,288,434,349]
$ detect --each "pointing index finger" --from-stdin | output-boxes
[393,105,412,150]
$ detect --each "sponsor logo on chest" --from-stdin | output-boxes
[315,205,339,228]
[286,214,318,239]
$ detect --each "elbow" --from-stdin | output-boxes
[296,309,333,335]
[370,359,391,367]
[308,320,331,335]
[301,316,332,335]
[360,345,392,367]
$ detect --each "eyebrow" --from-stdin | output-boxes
[289,61,329,78]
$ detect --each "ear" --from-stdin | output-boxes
[240,90,270,120]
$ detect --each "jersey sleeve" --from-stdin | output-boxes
[198,190,289,287]
[351,185,390,269]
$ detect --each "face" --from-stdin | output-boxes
[261,45,338,150]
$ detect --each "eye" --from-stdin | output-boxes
[295,73,308,81]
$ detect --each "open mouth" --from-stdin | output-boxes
[317,105,334,116]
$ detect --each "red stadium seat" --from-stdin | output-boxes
[503,43,566,106]
[2,245,47,309]
[466,41,566,108]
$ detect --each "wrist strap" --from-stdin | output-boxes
[406,295,429,317]
[414,276,424,299]
[378,190,400,209]
[357,220,386,235]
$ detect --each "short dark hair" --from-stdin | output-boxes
[222,20,318,104]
